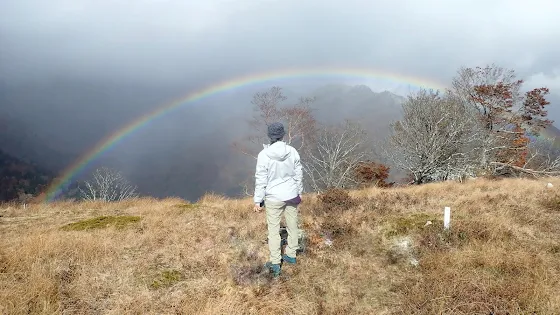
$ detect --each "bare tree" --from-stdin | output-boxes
[303,120,373,191]
[79,167,138,201]
[232,86,317,159]
[383,89,484,184]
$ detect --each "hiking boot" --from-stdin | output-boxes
[282,255,296,264]
[264,262,281,277]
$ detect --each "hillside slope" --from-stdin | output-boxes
[2,178,560,314]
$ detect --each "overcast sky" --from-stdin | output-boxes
[1,0,560,200]
[2,0,560,90]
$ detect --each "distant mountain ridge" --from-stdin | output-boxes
[305,84,405,143]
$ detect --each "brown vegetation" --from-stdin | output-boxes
[2,178,560,314]
[353,161,393,188]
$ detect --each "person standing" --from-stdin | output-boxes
[253,122,303,277]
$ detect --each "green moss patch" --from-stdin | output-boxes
[150,269,182,289]
[61,215,142,231]
[384,213,436,237]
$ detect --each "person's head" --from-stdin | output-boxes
[267,122,285,144]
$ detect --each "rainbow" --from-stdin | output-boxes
[42,66,448,202]
[527,124,560,145]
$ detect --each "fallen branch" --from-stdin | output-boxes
[489,162,560,177]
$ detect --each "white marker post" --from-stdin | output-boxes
[443,206,451,230]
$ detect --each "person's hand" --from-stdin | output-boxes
[253,204,263,212]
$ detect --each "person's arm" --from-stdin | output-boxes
[294,149,303,195]
[254,152,268,205]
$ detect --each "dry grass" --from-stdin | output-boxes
[1,178,560,314]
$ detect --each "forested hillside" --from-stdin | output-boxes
[0,149,51,202]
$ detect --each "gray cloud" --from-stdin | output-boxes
[2,0,560,86]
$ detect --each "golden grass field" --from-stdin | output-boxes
[2,177,560,314]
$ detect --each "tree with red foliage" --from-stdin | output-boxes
[494,123,529,170]
[521,87,551,131]
[450,64,552,175]
[353,161,393,188]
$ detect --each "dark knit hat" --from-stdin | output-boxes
[267,122,285,140]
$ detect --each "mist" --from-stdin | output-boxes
[1,0,560,201]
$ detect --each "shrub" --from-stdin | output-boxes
[317,187,356,212]
[353,161,393,188]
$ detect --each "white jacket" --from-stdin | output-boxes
[253,141,303,204]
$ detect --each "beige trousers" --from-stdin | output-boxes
[265,199,299,264]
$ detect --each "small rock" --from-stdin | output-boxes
[425,220,432,226]
[396,238,411,250]
[325,238,333,246]
[547,183,554,188]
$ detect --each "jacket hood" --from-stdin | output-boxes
[265,141,291,161]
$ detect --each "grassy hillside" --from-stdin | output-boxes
[1,178,560,314]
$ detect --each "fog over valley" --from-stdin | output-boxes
[1,0,560,201]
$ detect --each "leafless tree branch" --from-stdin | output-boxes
[232,86,318,159]
[383,89,484,184]
[302,120,373,192]
[78,167,138,201]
